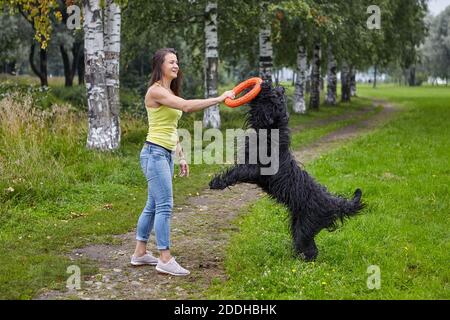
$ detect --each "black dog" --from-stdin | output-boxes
[209,81,364,261]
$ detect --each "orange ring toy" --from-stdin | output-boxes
[224,77,263,108]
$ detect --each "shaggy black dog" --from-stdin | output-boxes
[209,81,364,261]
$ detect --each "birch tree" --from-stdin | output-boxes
[350,68,357,96]
[84,0,121,150]
[270,1,310,112]
[325,43,337,105]
[203,1,220,129]
[421,7,450,84]
[259,0,273,82]
[341,62,351,102]
[309,40,321,109]
[293,33,307,113]
[373,65,378,88]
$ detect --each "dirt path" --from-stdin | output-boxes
[35,100,397,300]
[294,99,397,164]
[290,103,376,134]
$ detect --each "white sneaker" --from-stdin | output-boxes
[130,251,158,266]
[156,257,190,276]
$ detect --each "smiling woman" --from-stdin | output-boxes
[147,48,183,97]
[130,48,235,276]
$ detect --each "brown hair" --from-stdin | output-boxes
[149,48,183,96]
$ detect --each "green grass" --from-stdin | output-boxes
[207,84,450,299]
[0,80,374,299]
[4,75,441,300]
[290,100,381,150]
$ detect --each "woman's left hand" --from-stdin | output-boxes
[179,159,189,177]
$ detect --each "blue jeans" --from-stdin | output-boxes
[136,143,175,250]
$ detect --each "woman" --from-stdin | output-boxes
[130,48,235,276]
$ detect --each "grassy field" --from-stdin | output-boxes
[207,84,450,299]
[0,78,373,299]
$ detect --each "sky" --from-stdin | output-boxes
[427,0,450,16]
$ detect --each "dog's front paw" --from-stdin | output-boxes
[209,176,227,190]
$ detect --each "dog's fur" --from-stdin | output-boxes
[209,81,365,261]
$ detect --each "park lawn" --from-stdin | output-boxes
[289,101,381,150]
[207,85,450,299]
[0,82,372,299]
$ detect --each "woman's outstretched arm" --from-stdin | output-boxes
[146,85,234,113]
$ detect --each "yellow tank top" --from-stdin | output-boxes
[146,105,183,151]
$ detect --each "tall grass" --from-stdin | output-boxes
[0,95,85,205]
[0,93,150,299]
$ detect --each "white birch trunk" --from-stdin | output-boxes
[341,61,351,102]
[373,64,378,88]
[309,41,321,109]
[325,44,337,105]
[305,63,311,93]
[350,68,357,96]
[84,0,121,151]
[293,34,307,113]
[104,0,121,147]
[203,1,220,129]
[259,1,273,82]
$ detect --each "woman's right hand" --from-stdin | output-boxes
[219,90,235,102]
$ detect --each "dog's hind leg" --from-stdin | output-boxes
[291,215,318,261]
[209,164,260,190]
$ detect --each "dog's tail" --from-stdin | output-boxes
[327,188,365,231]
[341,188,364,217]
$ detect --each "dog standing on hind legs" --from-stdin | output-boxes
[209,81,365,261]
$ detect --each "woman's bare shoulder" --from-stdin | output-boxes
[145,84,165,108]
